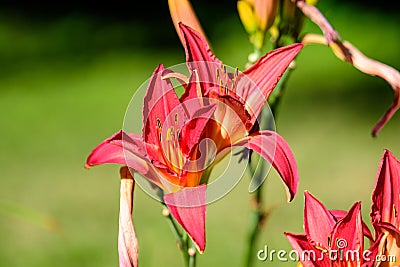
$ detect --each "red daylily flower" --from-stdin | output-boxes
[371,150,400,266]
[86,24,302,252]
[286,192,379,267]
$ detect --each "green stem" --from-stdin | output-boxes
[188,239,197,267]
[162,204,191,266]
[189,254,196,267]
[243,150,266,267]
[243,25,297,266]
[244,50,296,267]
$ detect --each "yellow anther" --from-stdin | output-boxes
[166,127,175,141]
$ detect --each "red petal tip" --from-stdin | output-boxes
[164,185,207,252]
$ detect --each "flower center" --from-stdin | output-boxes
[158,115,185,175]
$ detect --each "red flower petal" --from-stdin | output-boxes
[238,43,303,125]
[330,209,374,242]
[164,184,207,252]
[233,130,299,201]
[330,202,364,257]
[179,23,222,90]
[285,232,328,267]
[142,64,188,157]
[85,130,169,189]
[86,131,147,171]
[180,104,216,156]
[371,150,400,229]
[304,192,336,249]
[179,23,221,65]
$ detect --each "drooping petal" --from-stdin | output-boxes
[85,130,177,190]
[164,184,206,252]
[237,43,303,125]
[233,130,298,201]
[371,150,400,229]
[330,202,364,257]
[86,131,146,171]
[304,192,336,249]
[142,64,188,154]
[285,233,327,267]
[86,131,129,167]
[168,0,208,47]
[118,167,138,267]
[330,209,374,242]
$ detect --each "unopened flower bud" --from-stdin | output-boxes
[168,0,208,46]
[254,0,278,32]
[237,0,258,34]
[238,0,278,35]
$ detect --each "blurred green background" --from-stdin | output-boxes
[0,1,399,266]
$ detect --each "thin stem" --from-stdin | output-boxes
[244,62,295,267]
[243,147,267,267]
[188,239,197,267]
[243,23,297,266]
[243,33,270,267]
[189,254,196,267]
[162,204,190,266]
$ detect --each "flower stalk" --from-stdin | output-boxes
[243,14,299,265]
[162,204,196,267]
[243,159,267,267]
